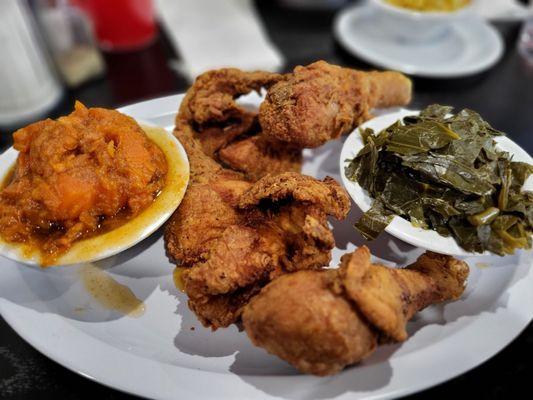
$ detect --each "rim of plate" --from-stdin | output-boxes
[339,108,533,257]
[0,95,531,400]
[333,4,504,78]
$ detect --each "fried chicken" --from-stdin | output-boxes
[179,68,281,126]
[218,135,302,181]
[164,63,469,376]
[165,122,350,329]
[176,61,412,180]
[259,60,412,148]
[172,172,349,329]
[242,246,469,376]
[244,268,378,376]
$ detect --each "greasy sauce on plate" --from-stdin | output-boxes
[79,263,145,317]
[173,267,186,291]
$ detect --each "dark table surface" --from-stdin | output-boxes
[1,1,532,399]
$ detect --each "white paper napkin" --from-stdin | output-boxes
[472,0,533,21]
[156,0,285,81]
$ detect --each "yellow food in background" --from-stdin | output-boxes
[386,0,470,12]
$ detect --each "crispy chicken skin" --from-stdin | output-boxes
[175,61,412,180]
[242,246,469,376]
[238,172,351,220]
[191,113,257,158]
[166,122,350,329]
[243,269,377,376]
[187,284,264,329]
[218,135,302,181]
[259,61,412,148]
[178,68,282,126]
[176,68,296,180]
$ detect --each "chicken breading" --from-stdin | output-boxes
[166,122,350,329]
[176,61,412,180]
[218,134,302,181]
[160,63,471,378]
[242,246,469,375]
[259,60,412,148]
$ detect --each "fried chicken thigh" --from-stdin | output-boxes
[259,61,412,148]
[242,246,469,376]
[165,121,351,328]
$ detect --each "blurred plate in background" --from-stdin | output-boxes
[334,4,503,78]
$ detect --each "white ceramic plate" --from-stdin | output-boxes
[340,108,533,257]
[334,4,504,78]
[0,95,532,400]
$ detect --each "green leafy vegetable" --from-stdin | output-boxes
[345,104,533,255]
[385,121,460,155]
[354,202,394,241]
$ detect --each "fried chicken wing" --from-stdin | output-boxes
[179,68,282,126]
[259,61,412,148]
[242,246,469,375]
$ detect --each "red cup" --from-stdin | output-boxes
[71,0,157,51]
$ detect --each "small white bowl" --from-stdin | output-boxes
[369,0,475,42]
[0,120,190,267]
[340,108,533,257]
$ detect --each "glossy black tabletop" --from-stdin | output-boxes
[1,1,532,399]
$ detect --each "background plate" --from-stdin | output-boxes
[0,94,531,400]
[334,5,504,78]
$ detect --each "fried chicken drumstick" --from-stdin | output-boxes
[259,61,412,148]
[242,246,469,376]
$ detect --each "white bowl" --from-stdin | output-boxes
[340,108,533,257]
[0,119,190,267]
[369,0,475,42]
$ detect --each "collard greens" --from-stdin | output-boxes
[345,104,533,255]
